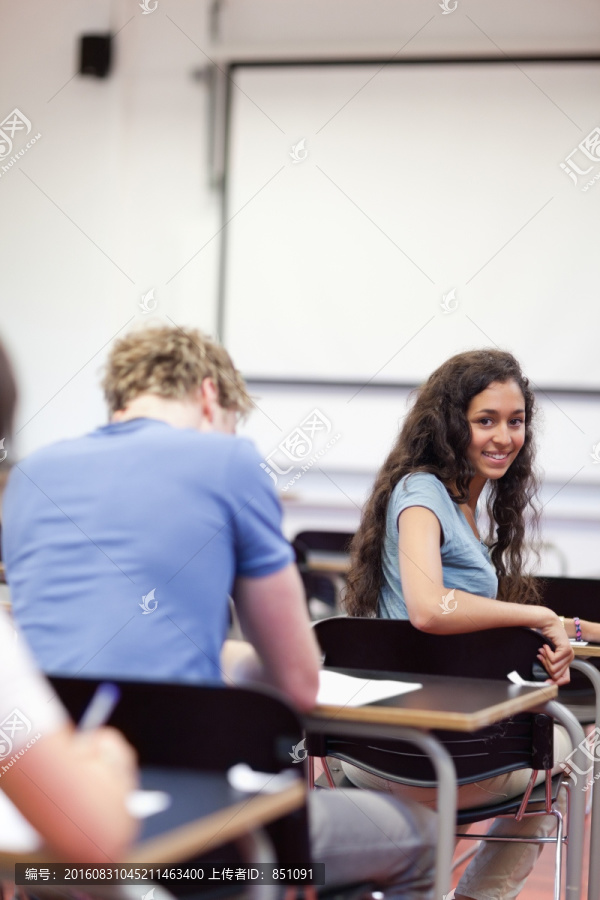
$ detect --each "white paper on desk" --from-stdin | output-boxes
[317,670,422,707]
[570,639,589,646]
[227,764,300,794]
[507,670,550,688]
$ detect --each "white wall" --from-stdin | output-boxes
[1,0,599,575]
[0,0,220,453]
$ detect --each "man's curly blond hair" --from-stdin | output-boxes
[102,325,252,416]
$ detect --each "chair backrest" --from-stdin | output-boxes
[534,575,600,621]
[49,676,304,772]
[292,530,354,565]
[315,616,549,681]
[50,676,310,866]
[309,618,554,785]
[530,576,600,693]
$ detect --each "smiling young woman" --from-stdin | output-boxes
[345,349,567,638]
[343,348,574,900]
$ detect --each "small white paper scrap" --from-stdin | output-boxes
[127,790,171,818]
[228,763,300,794]
[507,669,548,688]
[570,639,589,646]
[317,670,422,707]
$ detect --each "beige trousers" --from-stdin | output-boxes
[342,725,572,900]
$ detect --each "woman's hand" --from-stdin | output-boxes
[74,726,138,792]
[537,615,574,685]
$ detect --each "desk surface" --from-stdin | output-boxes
[572,642,600,658]
[0,768,305,870]
[310,669,557,732]
[128,768,305,864]
[304,552,350,575]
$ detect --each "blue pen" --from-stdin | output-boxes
[78,683,121,731]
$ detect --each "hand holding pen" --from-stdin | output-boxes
[78,682,121,731]
[75,683,138,788]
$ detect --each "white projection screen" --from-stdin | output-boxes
[222,61,600,389]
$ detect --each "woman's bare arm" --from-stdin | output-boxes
[561,618,600,643]
[398,505,573,684]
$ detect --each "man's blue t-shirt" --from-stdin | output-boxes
[2,419,293,683]
[378,472,498,620]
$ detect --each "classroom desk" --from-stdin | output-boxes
[303,552,350,576]
[0,767,306,896]
[128,767,306,864]
[306,668,587,900]
[571,642,600,658]
[310,669,558,731]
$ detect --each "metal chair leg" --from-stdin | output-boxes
[551,808,564,900]
[322,757,337,788]
[586,771,593,818]
[515,769,538,821]
[308,755,337,789]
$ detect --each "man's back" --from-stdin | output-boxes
[3,418,292,682]
[0,322,439,900]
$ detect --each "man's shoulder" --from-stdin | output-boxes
[12,433,88,474]
[16,422,260,464]
[8,426,270,504]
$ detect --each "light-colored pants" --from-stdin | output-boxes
[309,788,437,900]
[342,725,572,900]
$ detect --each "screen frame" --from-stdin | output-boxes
[218,54,600,395]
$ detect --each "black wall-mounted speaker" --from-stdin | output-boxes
[79,34,112,78]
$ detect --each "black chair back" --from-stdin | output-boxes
[292,530,354,565]
[49,677,310,868]
[535,575,600,620]
[49,677,303,772]
[316,616,550,680]
[292,531,355,611]
[533,576,600,697]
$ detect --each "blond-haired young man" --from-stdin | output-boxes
[4,324,436,900]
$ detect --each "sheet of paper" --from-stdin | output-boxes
[507,669,549,688]
[570,639,589,646]
[317,670,422,707]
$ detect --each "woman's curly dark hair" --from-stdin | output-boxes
[344,349,541,616]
